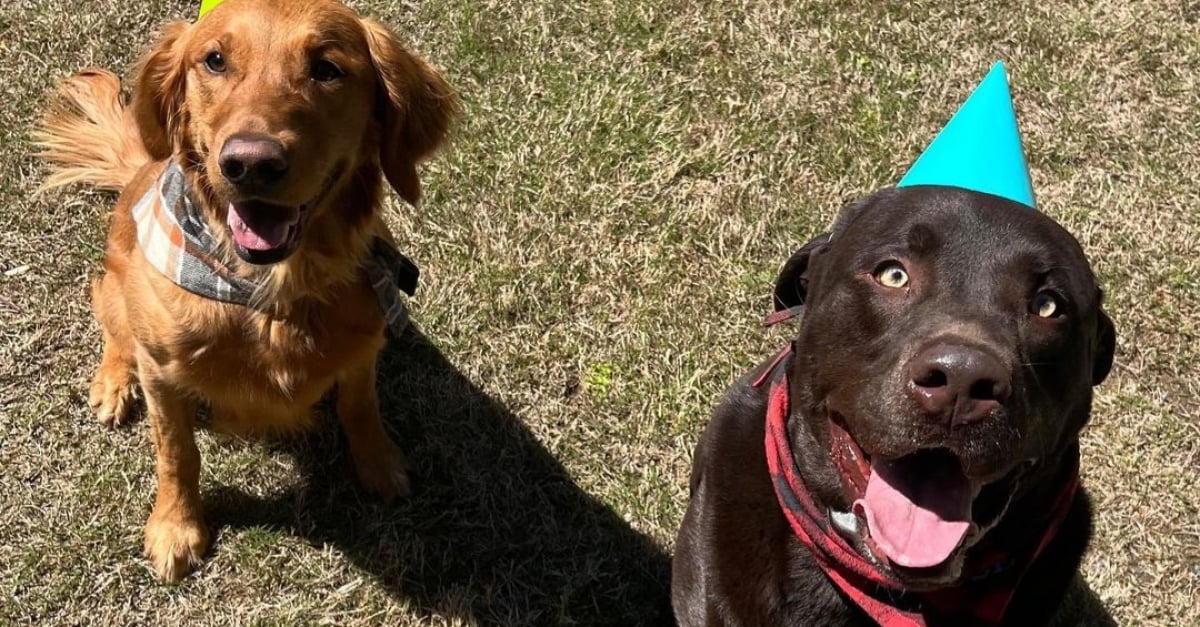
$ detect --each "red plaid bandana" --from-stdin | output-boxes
[756,342,1079,626]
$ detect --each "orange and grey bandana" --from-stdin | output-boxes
[133,160,419,334]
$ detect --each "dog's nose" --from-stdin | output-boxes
[218,134,288,186]
[906,344,1011,428]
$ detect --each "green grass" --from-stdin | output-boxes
[2,0,1198,624]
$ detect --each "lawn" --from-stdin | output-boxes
[1,0,1197,625]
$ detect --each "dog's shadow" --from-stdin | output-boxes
[1055,576,1118,627]
[198,324,1115,627]
[205,325,675,626]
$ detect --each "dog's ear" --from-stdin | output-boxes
[362,19,460,206]
[1092,301,1116,385]
[131,21,189,160]
[773,233,830,312]
[772,193,878,311]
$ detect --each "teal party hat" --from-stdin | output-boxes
[898,61,1036,209]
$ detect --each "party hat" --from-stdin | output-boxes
[898,61,1036,209]
[199,0,225,19]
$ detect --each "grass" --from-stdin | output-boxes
[1,0,1198,624]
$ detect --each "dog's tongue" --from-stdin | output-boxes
[853,453,972,569]
[227,202,297,251]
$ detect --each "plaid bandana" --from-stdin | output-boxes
[755,339,1079,626]
[133,161,419,334]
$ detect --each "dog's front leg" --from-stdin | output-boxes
[337,358,410,500]
[139,362,207,582]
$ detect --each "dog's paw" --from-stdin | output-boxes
[88,371,136,428]
[144,512,209,583]
[352,440,412,501]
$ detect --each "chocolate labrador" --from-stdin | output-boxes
[672,186,1116,626]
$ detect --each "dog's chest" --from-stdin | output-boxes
[164,285,385,406]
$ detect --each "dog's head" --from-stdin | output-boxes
[773,186,1115,588]
[131,0,457,268]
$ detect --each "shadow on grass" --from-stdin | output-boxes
[204,325,675,626]
[1054,575,1118,627]
[197,324,1113,627]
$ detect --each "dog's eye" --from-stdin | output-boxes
[1033,292,1061,318]
[873,262,909,289]
[204,51,227,74]
[311,59,345,82]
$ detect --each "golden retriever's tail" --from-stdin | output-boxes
[34,69,151,193]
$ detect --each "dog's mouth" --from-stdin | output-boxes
[227,200,302,265]
[224,168,341,265]
[827,415,1028,576]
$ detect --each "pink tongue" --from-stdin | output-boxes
[227,202,297,251]
[853,454,973,569]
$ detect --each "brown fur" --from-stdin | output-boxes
[35,0,459,582]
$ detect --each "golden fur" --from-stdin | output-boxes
[35,0,458,581]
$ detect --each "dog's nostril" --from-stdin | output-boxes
[969,378,1002,401]
[973,377,1011,405]
[260,156,288,181]
[913,368,948,389]
[220,157,247,182]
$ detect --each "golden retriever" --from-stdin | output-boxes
[36,0,458,581]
